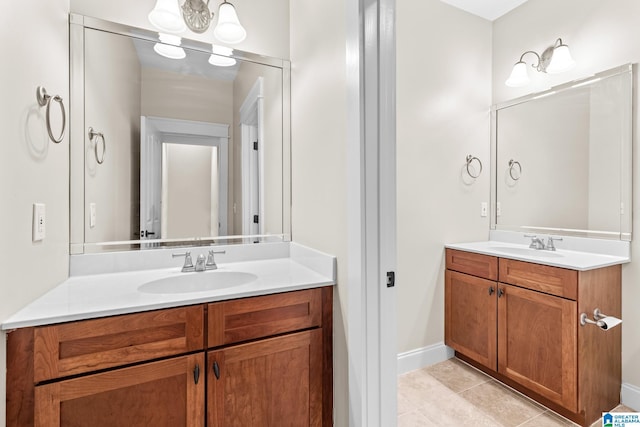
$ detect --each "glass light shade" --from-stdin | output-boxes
[148,0,186,33]
[154,34,186,59]
[213,2,247,44]
[505,61,530,87]
[546,44,576,74]
[208,45,237,67]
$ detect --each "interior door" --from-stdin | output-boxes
[140,116,162,241]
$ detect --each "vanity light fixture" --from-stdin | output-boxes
[148,0,187,34]
[149,0,247,44]
[154,33,187,59]
[505,38,576,87]
[208,45,237,67]
[213,1,247,44]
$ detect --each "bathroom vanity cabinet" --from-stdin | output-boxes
[6,287,333,427]
[445,248,621,427]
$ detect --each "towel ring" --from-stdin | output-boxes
[88,127,106,164]
[465,155,482,179]
[508,159,522,180]
[36,86,66,144]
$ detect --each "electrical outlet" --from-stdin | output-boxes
[497,202,502,217]
[33,203,46,241]
[481,202,488,217]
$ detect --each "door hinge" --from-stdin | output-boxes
[386,271,395,288]
[253,141,258,151]
[253,215,259,224]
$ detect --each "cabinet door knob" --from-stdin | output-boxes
[213,361,220,380]
[193,364,200,384]
[498,288,505,298]
[489,286,495,296]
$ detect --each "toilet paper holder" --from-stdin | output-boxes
[580,308,622,330]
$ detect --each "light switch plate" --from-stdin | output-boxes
[481,202,488,217]
[33,203,46,241]
[90,203,97,228]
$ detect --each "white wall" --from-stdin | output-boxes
[84,29,141,243]
[493,0,640,401]
[0,1,70,425]
[290,0,349,424]
[396,0,492,354]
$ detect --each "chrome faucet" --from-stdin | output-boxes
[546,236,563,251]
[172,251,195,272]
[205,250,226,270]
[195,254,206,272]
[524,234,546,250]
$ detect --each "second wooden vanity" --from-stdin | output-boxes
[6,287,333,427]
[445,248,621,427]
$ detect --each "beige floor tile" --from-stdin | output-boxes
[460,380,546,427]
[612,404,637,412]
[398,410,438,427]
[398,385,418,416]
[519,411,574,427]
[424,358,491,393]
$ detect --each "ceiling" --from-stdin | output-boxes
[439,0,529,21]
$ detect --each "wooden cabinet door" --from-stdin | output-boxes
[498,284,577,411]
[445,270,497,370]
[207,329,322,427]
[34,353,205,427]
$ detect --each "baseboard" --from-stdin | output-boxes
[397,342,454,375]
[621,383,640,411]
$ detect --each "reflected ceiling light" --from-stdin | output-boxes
[208,45,237,67]
[505,38,576,87]
[148,0,186,33]
[154,33,187,59]
[213,1,247,44]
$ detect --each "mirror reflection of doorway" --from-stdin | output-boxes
[140,116,229,241]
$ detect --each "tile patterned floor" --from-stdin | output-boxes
[398,358,635,427]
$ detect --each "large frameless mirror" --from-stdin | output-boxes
[69,15,291,254]
[491,64,633,240]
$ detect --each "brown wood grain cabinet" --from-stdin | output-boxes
[445,248,621,427]
[6,287,333,427]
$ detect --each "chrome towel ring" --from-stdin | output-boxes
[465,155,482,179]
[88,127,106,164]
[36,86,66,144]
[508,159,522,180]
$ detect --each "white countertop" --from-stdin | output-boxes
[2,243,336,330]
[445,240,630,271]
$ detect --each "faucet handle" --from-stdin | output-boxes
[206,250,226,270]
[173,251,194,272]
[546,236,563,251]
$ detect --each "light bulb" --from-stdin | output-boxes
[154,33,186,59]
[208,45,237,67]
[148,0,186,33]
[213,2,247,44]
[546,44,576,74]
[505,61,530,87]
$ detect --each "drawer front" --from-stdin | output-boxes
[499,258,577,299]
[446,249,498,280]
[34,305,204,382]
[208,288,322,348]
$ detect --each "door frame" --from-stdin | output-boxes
[239,77,265,235]
[347,0,397,425]
[144,116,229,236]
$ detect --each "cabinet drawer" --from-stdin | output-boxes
[499,258,577,299]
[208,288,322,348]
[33,305,204,382]
[446,249,498,280]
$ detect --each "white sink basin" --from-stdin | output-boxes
[491,246,564,258]
[138,271,258,294]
